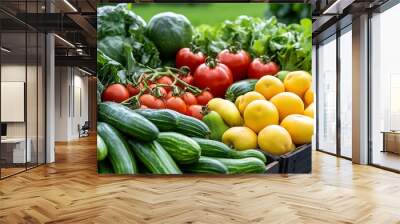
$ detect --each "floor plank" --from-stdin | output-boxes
[0,135,399,224]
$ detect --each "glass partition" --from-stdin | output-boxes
[339,26,352,158]
[38,32,46,165]
[27,31,38,169]
[1,30,27,177]
[0,1,46,179]
[370,3,400,171]
[317,35,337,155]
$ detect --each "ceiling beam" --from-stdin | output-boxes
[66,13,96,47]
[55,55,96,72]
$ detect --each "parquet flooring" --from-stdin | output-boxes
[0,135,400,224]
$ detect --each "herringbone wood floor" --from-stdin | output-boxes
[0,135,400,224]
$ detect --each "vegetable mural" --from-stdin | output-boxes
[97,3,313,175]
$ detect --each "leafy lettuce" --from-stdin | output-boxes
[192,16,312,72]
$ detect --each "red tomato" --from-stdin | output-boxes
[166,97,187,114]
[140,105,148,109]
[177,73,194,88]
[126,84,141,97]
[176,48,206,73]
[102,84,130,103]
[149,84,167,98]
[181,92,197,106]
[141,73,153,85]
[193,61,233,97]
[187,105,203,120]
[196,91,213,105]
[156,76,173,92]
[139,94,165,109]
[247,58,280,79]
[165,91,174,99]
[217,49,251,81]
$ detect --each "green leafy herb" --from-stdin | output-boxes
[192,16,312,72]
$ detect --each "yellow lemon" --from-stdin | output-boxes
[304,103,314,118]
[270,92,304,121]
[258,125,293,156]
[280,114,314,145]
[255,75,284,100]
[207,98,225,110]
[222,127,258,150]
[284,71,312,97]
[238,91,265,114]
[244,100,279,133]
[235,95,243,108]
[208,98,243,126]
[303,88,314,106]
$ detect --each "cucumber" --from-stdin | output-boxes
[202,111,229,141]
[128,140,182,174]
[134,108,210,138]
[225,79,258,102]
[97,134,108,161]
[98,102,159,141]
[192,138,266,163]
[97,122,138,174]
[232,149,267,163]
[192,137,234,157]
[134,109,178,131]
[175,113,210,138]
[212,157,266,174]
[180,157,228,174]
[98,158,114,174]
[157,132,201,164]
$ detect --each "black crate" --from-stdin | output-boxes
[259,144,312,174]
[265,161,279,174]
[280,144,312,173]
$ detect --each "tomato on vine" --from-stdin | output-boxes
[187,105,203,120]
[149,84,167,98]
[126,84,141,97]
[166,97,187,114]
[156,76,173,92]
[102,84,130,103]
[196,91,213,105]
[181,92,197,106]
[193,58,233,98]
[139,94,166,109]
[176,48,206,73]
[248,57,280,79]
[217,49,251,81]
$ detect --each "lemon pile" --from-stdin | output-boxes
[227,71,314,156]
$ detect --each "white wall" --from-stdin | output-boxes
[54,66,89,141]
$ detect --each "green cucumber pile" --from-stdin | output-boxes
[97,102,269,174]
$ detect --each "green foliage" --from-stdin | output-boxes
[97,3,312,89]
[264,3,311,25]
[97,49,126,85]
[97,4,147,40]
[97,4,161,86]
[131,3,266,27]
[192,16,312,72]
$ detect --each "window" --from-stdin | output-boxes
[317,35,337,154]
[339,27,352,158]
[370,3,400,171]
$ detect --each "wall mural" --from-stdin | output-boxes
[96,3,313,175]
